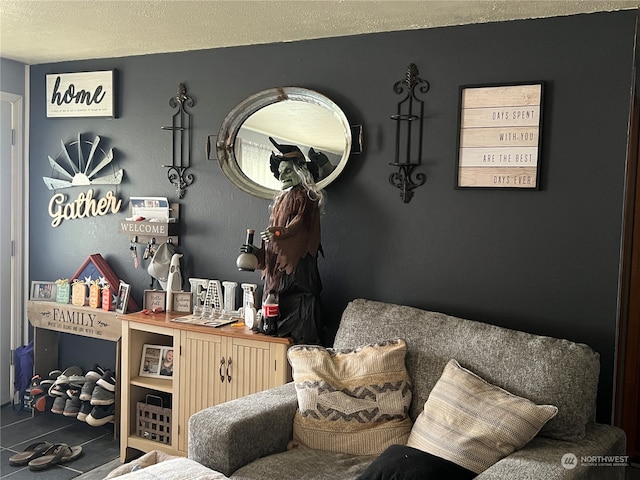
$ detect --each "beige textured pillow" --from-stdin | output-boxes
[407,359,558,474]
[288,339,412,455]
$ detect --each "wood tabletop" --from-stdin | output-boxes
[117,310,292,345]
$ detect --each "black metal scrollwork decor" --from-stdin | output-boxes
[162,83,194,199]
[389,64,430,203]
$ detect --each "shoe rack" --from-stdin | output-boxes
[26,300,121,435]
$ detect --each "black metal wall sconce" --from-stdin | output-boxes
[389,64,430,203]
[162,83,194,199]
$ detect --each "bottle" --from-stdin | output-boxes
[236,229,259,271]
[262,290,279,336]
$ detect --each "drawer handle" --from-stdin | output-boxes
[226,357,232,383]
[219,357,226,383]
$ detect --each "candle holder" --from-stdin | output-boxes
[162,83,194,199]
[389,64,430,203]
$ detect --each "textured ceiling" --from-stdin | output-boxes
[0,1,638,65]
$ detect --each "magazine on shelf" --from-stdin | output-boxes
[130,196,171,220]
[171,314,239,328]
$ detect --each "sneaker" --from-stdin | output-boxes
[86,404,115,427]
[96,370,116,392]
[28,375,42,394]
[68,374,86,386]
[32,379,54,396]
[51,395,66,414]
[63,390,81,417]
[48,383,68,397]
[31,393,51,412]
[79,380,96,401]
[77,401,92,422]
[53,366,83,385]
[90,385,115,405]
[85,364,106,382]
[30,375,56,396]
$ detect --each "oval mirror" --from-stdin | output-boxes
[216,87,354,199]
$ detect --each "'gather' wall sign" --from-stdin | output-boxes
[48,189,122,227]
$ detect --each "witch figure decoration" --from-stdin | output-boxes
[240,137,327,344]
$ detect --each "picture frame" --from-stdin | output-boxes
[143,289,167,311]
[171,291,194,313]
[456,82,544,189]
[30,281,57,301]
[46,70,116,118]
[139,344,174,378]
[115,281,131,314]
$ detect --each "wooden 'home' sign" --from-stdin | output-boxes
[46,70,116,118]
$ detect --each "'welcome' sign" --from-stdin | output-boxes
[46,70,116,118]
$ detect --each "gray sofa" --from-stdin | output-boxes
[189,298,626,479]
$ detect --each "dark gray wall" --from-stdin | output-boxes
[28,11,638,423]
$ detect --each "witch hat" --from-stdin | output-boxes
[268,137,321,182]
[269,137,305,159]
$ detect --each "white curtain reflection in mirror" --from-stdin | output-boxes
[235,137,281,190]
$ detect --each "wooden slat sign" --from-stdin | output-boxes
[457,83,543,188]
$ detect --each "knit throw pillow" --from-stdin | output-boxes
[407,359,558,474]
[287,339,412,455]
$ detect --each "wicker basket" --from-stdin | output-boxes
[136,394,171,444]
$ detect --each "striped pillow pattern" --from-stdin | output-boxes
[288,339,413,455]
[407,359,558,474]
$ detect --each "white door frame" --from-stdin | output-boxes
[1,90,27,403]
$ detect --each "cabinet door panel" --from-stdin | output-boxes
[178,331,225,452]
[226,337,273,401]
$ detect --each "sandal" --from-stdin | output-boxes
[8,441,53,466]
[28,443,83,471]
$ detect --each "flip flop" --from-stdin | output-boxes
[8,441,53,466]
[28,443,83,471]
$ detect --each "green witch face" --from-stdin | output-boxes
[277,160,302,190]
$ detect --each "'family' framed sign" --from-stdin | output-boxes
[46,70,116,118]
[456,82,543,189]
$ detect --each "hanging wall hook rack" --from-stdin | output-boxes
[389,63,430,203]
[162,83,194,199]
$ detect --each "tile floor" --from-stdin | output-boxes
[3,404,639,480]
[0,405,119,479]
